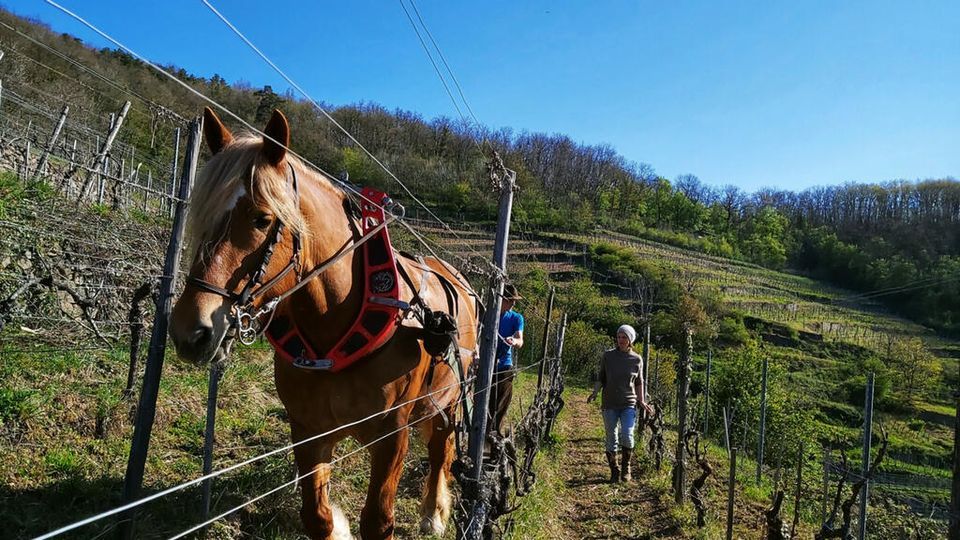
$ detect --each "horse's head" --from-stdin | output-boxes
[170,107,308,363]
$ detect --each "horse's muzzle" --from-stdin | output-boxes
[170,321,217,364]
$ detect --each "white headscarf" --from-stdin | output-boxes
[617,324,637,344]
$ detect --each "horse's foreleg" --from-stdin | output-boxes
[291,424,351,540]
[418,411,455,536]
[359,425,409,540]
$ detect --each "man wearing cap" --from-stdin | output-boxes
[587,324,652,483]
[490,283,525,436]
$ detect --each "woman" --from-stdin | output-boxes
[587,324,653,483]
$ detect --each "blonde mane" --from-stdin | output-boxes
[187,134,331,254]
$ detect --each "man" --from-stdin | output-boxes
[490,283,524,436]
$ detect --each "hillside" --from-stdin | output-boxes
[0,6,956,539]
[0,6,958,336]
[2,173,952,537]
[385,216,956,535]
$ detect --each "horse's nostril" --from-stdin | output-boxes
[190,325,213,346]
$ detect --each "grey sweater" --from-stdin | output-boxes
[598,348,644,410]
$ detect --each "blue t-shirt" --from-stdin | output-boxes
[496,309,524,371]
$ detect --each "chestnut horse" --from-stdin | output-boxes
[169,108,478,539]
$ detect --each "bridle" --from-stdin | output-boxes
[186,163,401,345]
[186,163,303,344]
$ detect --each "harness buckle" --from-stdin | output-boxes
[233,297,281,346]
[293,357,335,370]
[368,296,411,310]
[382,197,406,219]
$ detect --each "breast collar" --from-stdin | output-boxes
[264,187,408,372]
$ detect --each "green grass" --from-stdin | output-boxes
[3,181,957,537]
[0,330,558,539]
[505,226,957,534]
[508,426,566,539]
[43,448,83,477]
[0,388,36,425]
[88,202,111,216]
[128,207,171,227]
[0,333,282,536]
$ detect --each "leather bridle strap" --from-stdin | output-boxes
[268,214,396,305]
[186,164,302,306]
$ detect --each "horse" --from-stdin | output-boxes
[169,107,479,539]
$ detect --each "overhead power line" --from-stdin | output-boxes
[402,0,483,130]
[199,0,501,277]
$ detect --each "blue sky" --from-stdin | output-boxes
[4,1,957,192]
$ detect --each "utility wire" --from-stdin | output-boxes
[46,0,495,281]
[168,359,551,538]
[398,0,469,128]
[34,372,475,539]
[838,274,960,302]
[42,1,378,209]
[199,0,501,278]
[0,19,185,123]
[165,410,438,539]
[404,0,483,130]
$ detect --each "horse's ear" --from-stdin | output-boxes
[203,107,233,154]
[262,109,289,166]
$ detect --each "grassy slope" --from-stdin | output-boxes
[420,221,957,529]
[2,326,555,539]
[2,185,956,537]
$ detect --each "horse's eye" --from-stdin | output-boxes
[253,214,274,230]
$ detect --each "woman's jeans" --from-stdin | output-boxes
[602,407,637,452]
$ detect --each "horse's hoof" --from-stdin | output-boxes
[419,514,445,537]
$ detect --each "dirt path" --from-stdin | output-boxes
[554,390,686,539]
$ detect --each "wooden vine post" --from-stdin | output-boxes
[858,372,875,540]
[536,286,555,392]
[32,105,68,182]
[464,153,515,540]
[726,447,737,540]
[672,325,693,503]
[79,101,130,203]
[951,361,960,540]
[118,117,200,539]
[757,356,769,483]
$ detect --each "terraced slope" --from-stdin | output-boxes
[404,218,957,529]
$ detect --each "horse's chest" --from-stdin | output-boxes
[274,370,395,432]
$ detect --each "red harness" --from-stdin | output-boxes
[265,188,405,372]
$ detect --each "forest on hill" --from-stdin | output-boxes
[1,7,957,334]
